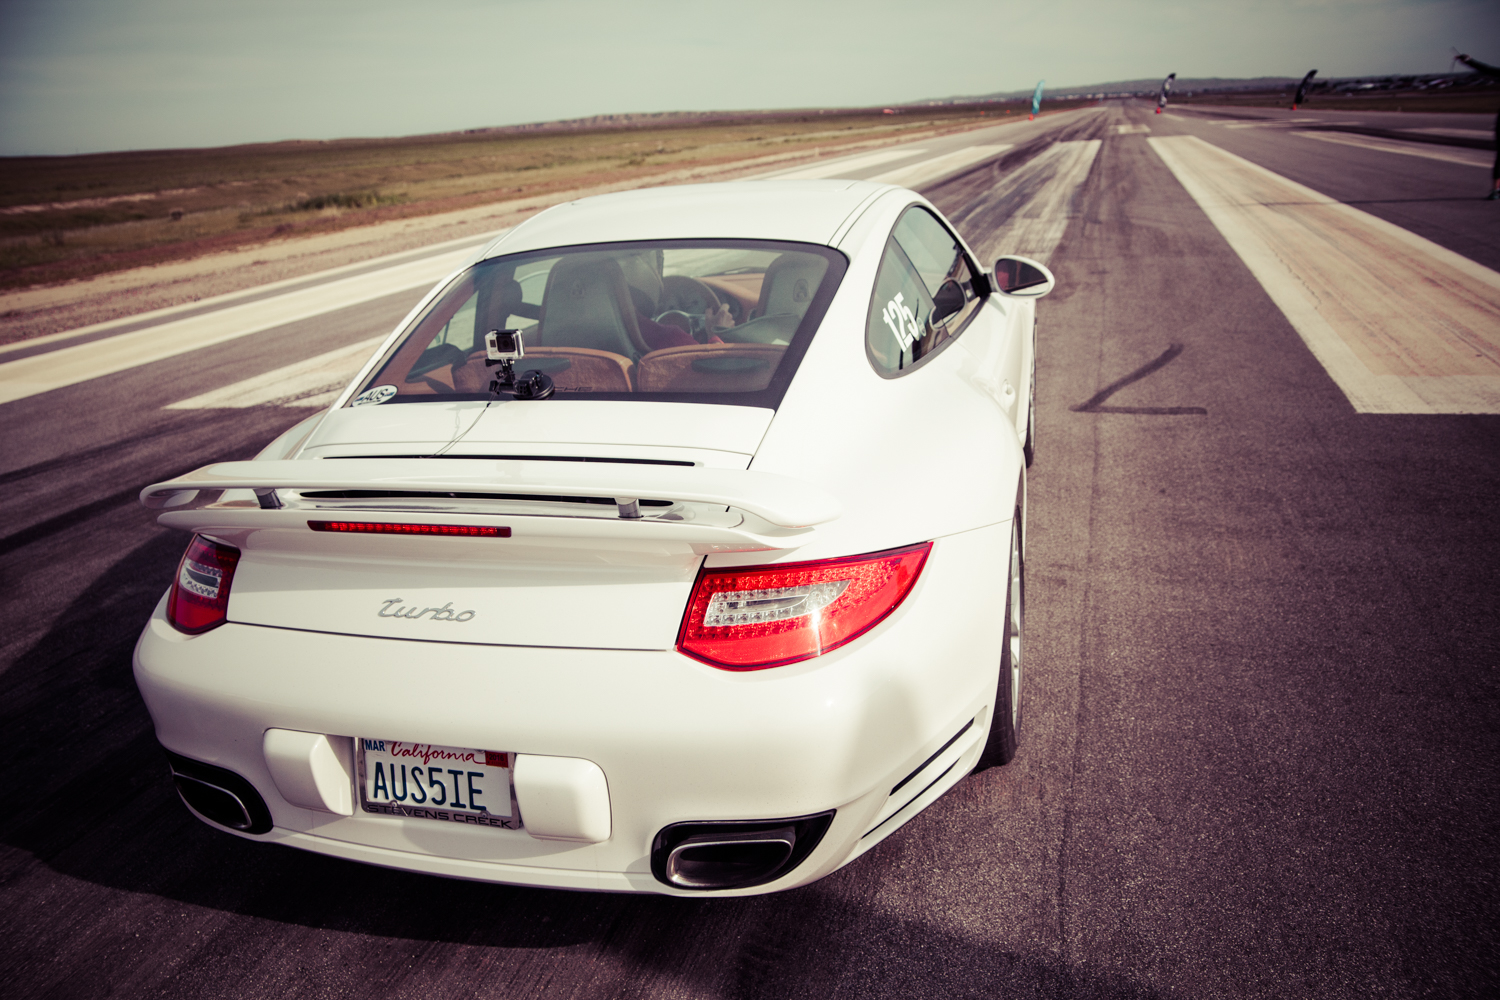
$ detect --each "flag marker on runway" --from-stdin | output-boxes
[1292,69,1318,111]
[1150,135,1500,414]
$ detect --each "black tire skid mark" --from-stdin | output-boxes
[1071,343,1208,416]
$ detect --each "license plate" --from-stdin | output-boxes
[358,739,519,829]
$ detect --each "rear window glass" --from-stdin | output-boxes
[355,240,846,408]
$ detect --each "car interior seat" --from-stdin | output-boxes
[724,253,829,344]
[535,255,649,359]
[749,253,826,321]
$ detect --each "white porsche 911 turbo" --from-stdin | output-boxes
[133,178,1054,895]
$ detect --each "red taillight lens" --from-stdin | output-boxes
[309,521,510,537]
[167,535,240,634]
[677,542,932,670]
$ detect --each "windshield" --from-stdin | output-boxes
[354,240,846,408]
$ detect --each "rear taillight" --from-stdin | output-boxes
[309,521,510,537]
[167,535,241,634]
[677,542,931,670]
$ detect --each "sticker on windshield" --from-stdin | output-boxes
[352,385,398,407]
[881,293,920,352]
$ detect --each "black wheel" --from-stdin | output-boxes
[980,512,1024,767]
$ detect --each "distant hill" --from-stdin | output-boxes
[920,71,1495,104]
[924,76,1300,104]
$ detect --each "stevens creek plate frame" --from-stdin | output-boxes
[357,739,522,830]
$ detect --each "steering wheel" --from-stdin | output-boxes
[657,276,725,342]
[660,275,722,311]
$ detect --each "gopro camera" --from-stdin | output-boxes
[485,329,524,361]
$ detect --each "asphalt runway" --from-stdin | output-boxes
[1,100,1497,998]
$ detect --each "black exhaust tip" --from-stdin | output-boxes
[164,749,273,835]
[651,812,834,891]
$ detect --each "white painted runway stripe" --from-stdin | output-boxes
[1150,135,1500,414]
[755,147,928,180]
[167,336,385,409]
[1401,127,1493,139]
[1294,130,1492,169]
[969,140,1102,264]
[1213,119,1362,129]
[867,145,1012,187]
[0,228,500,361]
[0,247,470,405]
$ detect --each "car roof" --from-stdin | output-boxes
[483,180,890,258]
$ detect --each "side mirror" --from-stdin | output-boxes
[993,256,1055,298]
[932,279,966,323]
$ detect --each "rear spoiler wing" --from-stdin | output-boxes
[140,459,840,552]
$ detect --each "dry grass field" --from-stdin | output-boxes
[0,101,1075,292]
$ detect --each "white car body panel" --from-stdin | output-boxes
[133,179,1043,895]
[512,754,613,843]
[485,181,884,257]
[135,523,1004,895]
[735,187,1028,564]
[262,729,355,816]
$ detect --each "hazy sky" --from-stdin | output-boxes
[1,0,1496,156]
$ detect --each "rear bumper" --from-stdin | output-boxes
[132,524,1008,895]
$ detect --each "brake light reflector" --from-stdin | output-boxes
[309,521,510,538]
[168,535,240,634]
[678,542,931,670]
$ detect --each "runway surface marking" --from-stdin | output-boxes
[1151,135,1500,414]
[1294,130,1493,168]
[1401,127,1494,139]
[166,336,385,409]
[0,248,468,405]
[0,230,498,362]
[758,147,927,180]
[867,145,1012,187]
[963,139,1102,263]
[1214,119,1362,129]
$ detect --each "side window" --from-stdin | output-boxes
[867,207,981,376]
[429,294,478,351]
[894,208,981,331]
[407,290,479,380]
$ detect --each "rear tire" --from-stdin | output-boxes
[979,512,1024,767]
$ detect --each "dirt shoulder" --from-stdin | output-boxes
[0,119,1004,346]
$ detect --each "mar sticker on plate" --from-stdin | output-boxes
[359,739,519,829]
